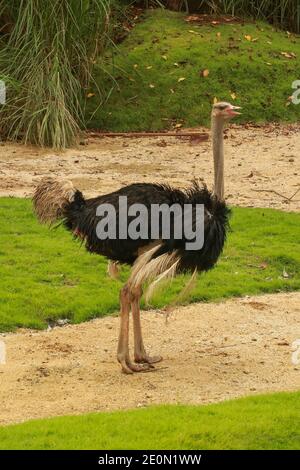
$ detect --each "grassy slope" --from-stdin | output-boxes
[0,197,299,331]
[86,10,300,131]
[0,392,299,450]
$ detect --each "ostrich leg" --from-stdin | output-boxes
[117,285,150,374]
[131,285,162,365]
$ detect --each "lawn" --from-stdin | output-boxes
[86,9,300,131]
[0,392,299,450]
[0,197,299,332]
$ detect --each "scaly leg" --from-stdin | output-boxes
[131,285,162,365]
[117,285,151,374]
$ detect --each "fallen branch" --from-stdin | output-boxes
[288,186,300,201]
[88,131,209,140]
[251,187,300,202]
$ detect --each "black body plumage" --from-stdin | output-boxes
[63,181,230,274]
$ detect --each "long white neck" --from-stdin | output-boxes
[211,115,225,200]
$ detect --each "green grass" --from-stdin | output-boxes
[0,197,299,332]
[86,9,300,130]
[0,0,112,148]
[0,392,299,449]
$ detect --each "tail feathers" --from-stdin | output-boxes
[33,177,81,224]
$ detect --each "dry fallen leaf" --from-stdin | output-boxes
[146,65,152,70]
[86,93,95,98]
[201,69,209,77]
[260,262,268,270]
[162,55,167,61]
[244,35,252,41]
[213,97,218,104]
[170,88,175,94]
[173,62,179,67]
[281,51,296,59]
[216,32,221,38]
[185,15,199,23]
[133,64,138,69]
[178,77,186,82]
[149,84,155,88]
[230,92,237,100]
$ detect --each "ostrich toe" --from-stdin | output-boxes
[135,354,162,365]
[118,356,154,374]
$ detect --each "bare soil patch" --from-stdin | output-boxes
[0,123,299,212]
[0,292,299,426]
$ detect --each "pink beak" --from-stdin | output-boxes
[227,105,242,117]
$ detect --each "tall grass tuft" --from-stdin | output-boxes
[197,0,300,33]
[0,0,112,148]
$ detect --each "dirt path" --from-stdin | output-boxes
[0,124,299,425]
[0,292,299,426]
[0,123,299,211]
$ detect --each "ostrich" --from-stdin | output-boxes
[33,101,240,374]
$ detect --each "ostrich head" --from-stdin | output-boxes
[212,101,241,120]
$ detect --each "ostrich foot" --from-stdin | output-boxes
[118,356,153,374]
[135,354,162,365]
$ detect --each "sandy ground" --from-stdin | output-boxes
[0,123,299,211]
[0,292,299,426]
[0,124,299,426]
